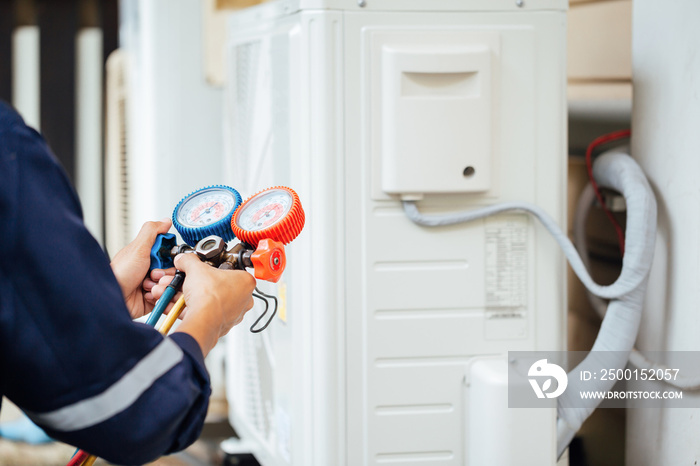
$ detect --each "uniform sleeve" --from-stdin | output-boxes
[0,101,211,465]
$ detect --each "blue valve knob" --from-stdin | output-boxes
[150,233,177,271]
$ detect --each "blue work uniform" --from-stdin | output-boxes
[0,101,211,465]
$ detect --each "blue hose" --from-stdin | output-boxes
[146,271,185,327]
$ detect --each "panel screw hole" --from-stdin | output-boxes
[463,166,476,177]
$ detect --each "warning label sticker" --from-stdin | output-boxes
[484,215,528,319]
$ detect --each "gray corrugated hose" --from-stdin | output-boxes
[575,179,700,391]
[402,151,657,458]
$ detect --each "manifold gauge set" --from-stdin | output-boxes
[149,185,305,332]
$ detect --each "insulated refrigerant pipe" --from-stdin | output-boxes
[574,183,700,391]
[402,151,657,458]
[573,183,609,317]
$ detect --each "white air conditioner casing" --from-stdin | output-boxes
[223,2,567,465]
[111,0,226,248]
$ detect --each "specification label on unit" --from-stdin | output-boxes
[484,215,528,319]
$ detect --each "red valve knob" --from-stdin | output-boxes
[250,238,286,283]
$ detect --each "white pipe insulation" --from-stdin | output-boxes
[573,182,610,318]
[574,182,700,391]
[403,151,657,458]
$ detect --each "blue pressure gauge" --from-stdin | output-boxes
[172,185,242,246]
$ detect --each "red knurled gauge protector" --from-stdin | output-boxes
[231,186,305,246]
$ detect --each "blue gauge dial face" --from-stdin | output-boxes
[236,189,293,232]
[176,188,238,228]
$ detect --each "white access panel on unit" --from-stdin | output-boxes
[223,2,567,465]
[380,31,498,196]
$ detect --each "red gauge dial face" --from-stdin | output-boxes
[236,189,293,232]
[248,203,285,229]
[232,187,305,246]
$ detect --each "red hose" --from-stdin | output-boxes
[585,129,631,256]
[66,449,89,466]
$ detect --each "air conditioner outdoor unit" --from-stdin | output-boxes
[223,1,567,465]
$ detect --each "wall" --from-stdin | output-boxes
[628,1,700,464]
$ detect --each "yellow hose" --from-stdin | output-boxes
[81,456,96,466]
[157,296,186,335]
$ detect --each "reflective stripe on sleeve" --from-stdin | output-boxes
[26,337,184,432]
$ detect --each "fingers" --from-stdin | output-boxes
[133,219,172,252]
[144,295,179,313]
[234,296,254,325]
[147,275,176,302]
[174,253,208,273]
[139,218,172,239]
[233,270,258,296]
[143,278,157,292]
[149,267,175,282]
[144,289,162,304]
[143,267,176,297]
[145,287,183,306]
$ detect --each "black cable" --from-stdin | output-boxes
[249,287,278,333]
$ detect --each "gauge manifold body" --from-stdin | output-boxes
[173,185,242,246]
[231,186,305,246]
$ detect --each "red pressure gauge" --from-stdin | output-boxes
[231,186,305,246]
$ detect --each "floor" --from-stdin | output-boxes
[0,398,237,466]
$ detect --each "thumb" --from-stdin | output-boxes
[134,219,172,249]
[174,252,207,273]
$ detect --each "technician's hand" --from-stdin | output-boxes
[143,267,177,307]
[171,253,256,356]
[110,219,173,319]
